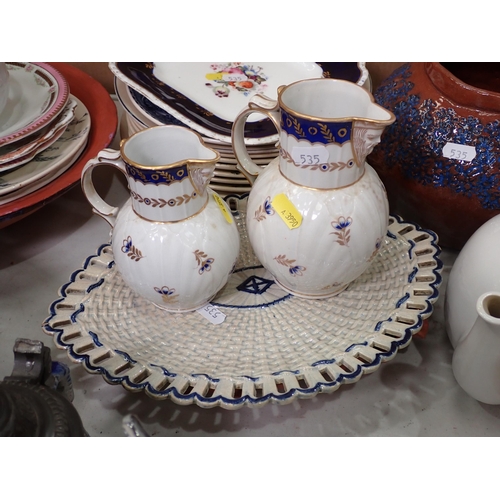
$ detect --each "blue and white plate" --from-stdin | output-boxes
[110,62,369,145]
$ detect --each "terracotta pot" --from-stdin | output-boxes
[368,62,500,249]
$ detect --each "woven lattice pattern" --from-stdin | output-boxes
[79,232,411,378]
[44,199,442,408]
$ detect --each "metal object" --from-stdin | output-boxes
[0,338,87,436]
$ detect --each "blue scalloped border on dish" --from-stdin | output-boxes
[43,215,443,407]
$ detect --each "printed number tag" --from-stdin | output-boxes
[221,73,247,82]
[272,193,302,229]
[291,145,329,166]
[213,193,233,224]
[442,142,476,162]
[205,72,247,82]
[197,304,226,325]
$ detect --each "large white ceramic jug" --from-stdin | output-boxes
[82,125,240,312]
[232,78,395,298]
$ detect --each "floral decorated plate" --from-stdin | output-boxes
[110,62,368,145]
[43,198,442,410]
[0,63,69,146]
[0,95,90,202]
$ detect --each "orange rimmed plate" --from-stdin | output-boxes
[0,63,117,229]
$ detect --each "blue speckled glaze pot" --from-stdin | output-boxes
[368,62,500,249]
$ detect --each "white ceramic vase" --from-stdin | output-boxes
[232,78,395,298]
[445,214,500,348]
[81,125,240,312]
[452,292,500,404]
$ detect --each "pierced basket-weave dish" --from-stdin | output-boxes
[43,196,442,409]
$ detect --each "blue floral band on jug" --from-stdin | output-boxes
[125,163,189,185]
[280,109,352,145]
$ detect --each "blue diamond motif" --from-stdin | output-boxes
[237,275,274,295]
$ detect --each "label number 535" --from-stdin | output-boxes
[442,142,476,162]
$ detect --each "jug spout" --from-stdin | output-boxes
[189,162,217,197]
[352,116,394,168]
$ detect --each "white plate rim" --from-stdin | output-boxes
[0,62,70,146]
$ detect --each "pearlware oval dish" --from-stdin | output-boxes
[43,200,442,410]
[110,62,369,145]
[0,62,69,146]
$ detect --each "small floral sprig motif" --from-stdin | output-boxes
[194,250,215,275]
[254,196,275,221]
[154,286,179,304]
[331,216,353,246]
[274,255,306,276]
[368,238,383,262]
[121,236,144,261]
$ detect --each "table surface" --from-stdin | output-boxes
[1,98,499,438]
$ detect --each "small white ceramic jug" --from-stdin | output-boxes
[81,125,240,312]
[232,78,395,298]
[452,292,500,404]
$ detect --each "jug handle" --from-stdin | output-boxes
[81,148,127,227]
[232,94,281,185]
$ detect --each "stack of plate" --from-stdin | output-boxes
[0,63,91,206]
[110,62,370,195]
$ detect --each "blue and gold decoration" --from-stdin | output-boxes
[125,163,189,185]
[280,109,351,145]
